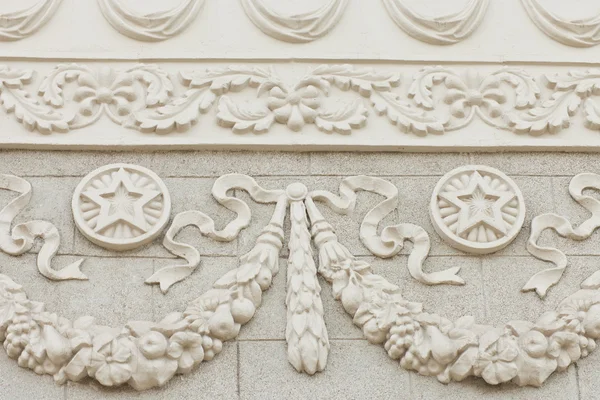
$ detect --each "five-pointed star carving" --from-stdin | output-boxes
[81,168,161,234]
[439,171,516,238]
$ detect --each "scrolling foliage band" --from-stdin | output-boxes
[4,63,600,137]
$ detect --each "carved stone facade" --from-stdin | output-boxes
[0,0,599,399]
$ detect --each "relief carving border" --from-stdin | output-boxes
[2,62,600,150]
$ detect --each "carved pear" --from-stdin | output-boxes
[43,325,73,365]
[341,283,363,316]
[208,305,237,341]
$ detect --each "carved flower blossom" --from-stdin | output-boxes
[548,331,581,371]
[474,334,519,385]
[74,67,137,121]
[268,86,320,132]
[444,71,506,119]
[88,337,135,386]
[167,331,205,374]
[559,299,594,334]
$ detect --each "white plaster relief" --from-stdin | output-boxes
[0,0,62,41]
[430,165,525,255]
[8,62,600,149]
[240,0,348,43]
[382,0,489,45]
[97,0,205,42]
[72,164,171,252]
[0,174,86,281]
[2,173,600,389]
[525,173,600,298]
[521,0,600,47]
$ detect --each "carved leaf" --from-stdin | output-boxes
[39,64,94,107]
[315,100,368,134]
[547,69,600,95]
[584,99,600,130]
[216,97,275,134]
[487,69,541,109]
[372,91,448,136]
[180,66,278,95]
[409,67,463,110]
[134,88,213,134]
[507,91,581,135]
[306,64,401,96]
[0,68,74,133]
[127,65,174,106]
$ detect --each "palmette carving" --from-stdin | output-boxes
[97,0,205,41]
[382,0,489,45]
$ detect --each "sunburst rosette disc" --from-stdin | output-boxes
[429,165,525,254]
[72,163,171,251]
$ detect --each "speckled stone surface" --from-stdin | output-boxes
[0,150,595,399]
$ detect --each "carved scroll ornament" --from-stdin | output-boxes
[4,63,600,140]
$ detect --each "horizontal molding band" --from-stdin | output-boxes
[2,61,600,152]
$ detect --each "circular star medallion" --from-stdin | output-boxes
[429,165,525,254]
[72,164,171,251]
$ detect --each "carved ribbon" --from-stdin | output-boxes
[97,0,205,41]
[382,0,489,45]
[146,174,284,293]
[309,175,464,286]
[521,0,600,48]
[0,0,62,41]
[240,0,348,43]
[0,174,86,281]
[526,173,600,298]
